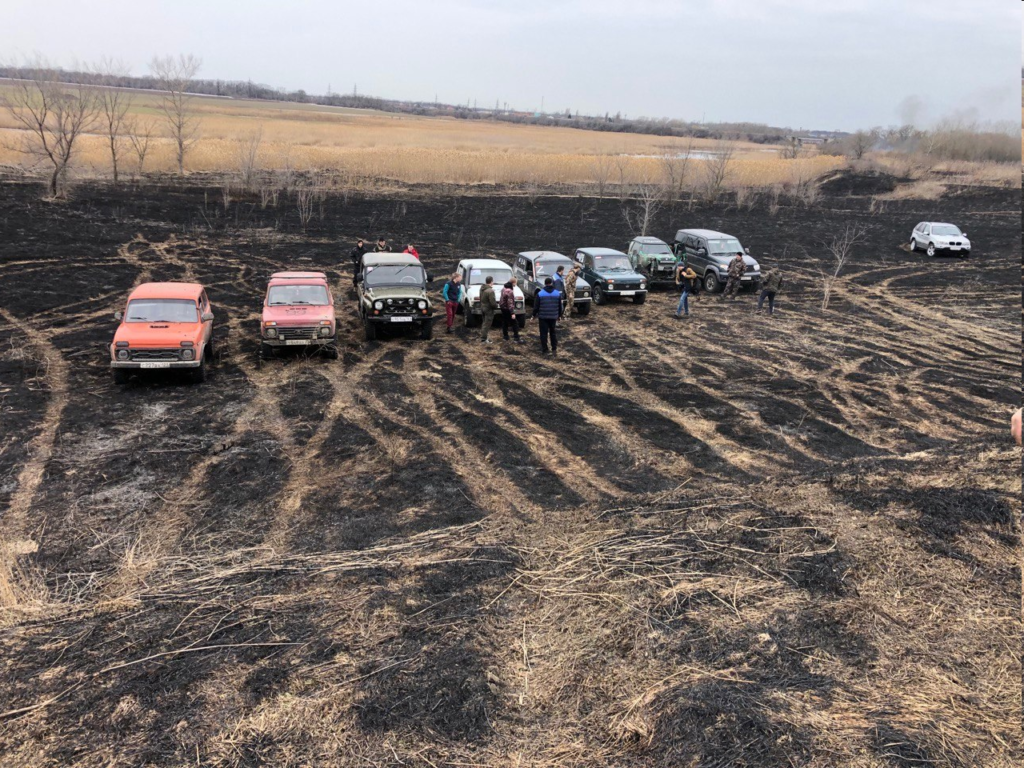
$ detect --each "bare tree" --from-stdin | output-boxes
[622,169,663,237]
[659,138,694,205]
[698,142,734,202]
[0,62,100,198]
[238,125,263,191]
[847,130,873,161]
[591,154,613,199]
[780,137,802,160]
[94,58,134,183]
[126,117,156,177]
[820,224,865,310]
[149,54,202,174]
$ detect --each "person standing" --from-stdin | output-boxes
[674,263,698,319]
[757,266,783,315]
[532,277,563,355]
[479,275,499,344]
[350,239,366,285]
[723,251,746,299]
[499,278,522,343]
[563,263,582,319]
[403,244,420,259]
[442,272,463,333]
[374,237,391,253]
[553,265,567,315]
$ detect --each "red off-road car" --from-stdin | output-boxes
[261,272,338,359]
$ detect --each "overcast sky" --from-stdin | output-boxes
[2,0,1019,131]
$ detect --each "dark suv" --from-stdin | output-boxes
[573,248,648,305]
[672,229,760,293]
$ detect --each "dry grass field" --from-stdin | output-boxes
[0,168,1019,766]
[0,86,848,187]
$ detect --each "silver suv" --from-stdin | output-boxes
[910,222,971,257]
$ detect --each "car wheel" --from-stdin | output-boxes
[326,345,340,359]
[576,302,591,316]
[190,356,207,384]
[704,271,721,293]
[593,285,606,305]
[909,238,918,252]
[633,293,647,305]
[364,319,377,341]
[464,308,480,328]
[260,341,275,360]
[926,242,936,257]
[112,368,130,386]
[420,320,433,340]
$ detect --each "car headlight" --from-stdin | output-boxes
[374,300,384,310]
[515,300,524,309]
[116,349,129,361]
[265,327,278,338]
[319,326,332,337]
[640,281,647,289]
[180,348,195,361]
[417,300,427,309]
[581,291,589,297]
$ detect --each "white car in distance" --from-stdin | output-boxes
[910,222,971,258]
[455,258,526,328]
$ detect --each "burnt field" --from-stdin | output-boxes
[0,172,1020,767]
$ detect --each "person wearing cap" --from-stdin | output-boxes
[722,251,746,300]
[562,263,583,319]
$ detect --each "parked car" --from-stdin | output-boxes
[572,248,648,305]
[512,251,591,315]
[110,282,214,385]
[455,257,526,328]
[672,229,760,293]
[356,253,435,340]
[626,236,678,284]
[260,271,337,359]
[910,222,971,257]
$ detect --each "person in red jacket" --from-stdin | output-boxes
[403,244,420,260]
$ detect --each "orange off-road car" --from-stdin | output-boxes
[110,282,215,385]
[260,272,338,359]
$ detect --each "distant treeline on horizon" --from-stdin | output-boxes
[0,66,844,145]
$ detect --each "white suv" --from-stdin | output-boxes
[910,222,971,258]
[454,258,526,328]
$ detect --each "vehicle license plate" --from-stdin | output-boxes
[618,290,636,296]
[391,316,413,323]
[139,362,171,369]
[284,339,310,345]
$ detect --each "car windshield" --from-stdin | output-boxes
[932,225,961,236]
[468,267,512,285]
[535,259,572,277]
[365,265,427,288]
[640,243,673,255]
[595,255,632,271]
[126,299,199,323]
[268,284,329,306]
[707,238,743,254]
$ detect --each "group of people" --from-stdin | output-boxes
[672,251,783,319]
[349,237,420,283]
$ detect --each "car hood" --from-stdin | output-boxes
[595,270,645,281]
[114,323,203,348]
[365,285,431,301]
[574,277,591,290]
[711,255,760,269]
[263,305,334,325]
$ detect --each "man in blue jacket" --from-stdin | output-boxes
[532,277,563,355]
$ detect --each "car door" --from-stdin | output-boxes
[199,291,213,345]
[626,240,639,269]
[512,256,527,292]
[921,224,930,245]
[524,257,538,297]
[690,238,709,276]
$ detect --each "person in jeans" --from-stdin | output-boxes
[532,277,563,354]
[499,278,522,343]
[757,267,783,315]
[442,272,463,333]
[479,275,499,343]
[674,264,698,318]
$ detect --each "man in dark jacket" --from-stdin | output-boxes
[479,275,499,344]
[757,267,783,315]
[723,252,746,299]
[532,277,563,354]
[553,265,567,315]
[374,238,390,253]
[350,239,366,285]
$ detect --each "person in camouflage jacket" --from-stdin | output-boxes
[562,263,582,318]
[757,267,783,315]
[722,252,746,299]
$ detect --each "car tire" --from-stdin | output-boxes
[364,320,377,341]
[593,285,606,305]
[420,320,433,340]
[326,345,339,359]
[260,341,275,360]
[113,368,130,386]
[464,308,480,328]
[704,271,721,293]
[633,293,647,305]
[909,238,918,252]
[576,302,591,316]
[926,242,937,257]
[190,357,207,384]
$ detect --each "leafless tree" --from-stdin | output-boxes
[94,58,134,183]
[0,62,100,198]
[698,142,734,202]
[780,137,802,160]
[622,169,663,237]
[820,224,865,310]
[591,154,613,199]
[238,125,263,191]
[125,117,156,177]
[659,138,694,205]
[150,54,202,174]
[847,130,873,161]
[613,154,631,201]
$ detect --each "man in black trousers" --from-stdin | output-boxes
[532,277,563,355]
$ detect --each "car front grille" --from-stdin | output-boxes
[131,348,181,361]
[616,282,641,290]
[383,298,418,314]
[745,265,756,273]
[277,326,317,340]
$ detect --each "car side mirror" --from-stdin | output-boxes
[961,232,967,238]
[744,247,750,255]
[697,249,706,256]
[201,312,214,322]
[114,311,123,321]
